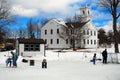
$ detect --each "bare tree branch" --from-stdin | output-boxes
[0,0,14,43]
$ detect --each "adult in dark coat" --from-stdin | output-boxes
[102,49,108,64]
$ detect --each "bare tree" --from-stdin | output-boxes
[98,0,120,53]
[59,22,88,50]
[60,12,92,50]
[27,19,41,39]
[0,0,15,26]
[0,0,15,43]
[18,27,27,38]
[27,19,35,39]
[0,27,5,43]
[34,21,41,39]
[66,14,79,23]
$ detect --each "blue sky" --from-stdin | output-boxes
[8,0,120,32]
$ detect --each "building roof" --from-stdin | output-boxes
[6,39,16,43]
[65,21,88,28]
[42,18,67,28]
[42,18,90,29]
[18,38,45,44]
[52,19,67,27]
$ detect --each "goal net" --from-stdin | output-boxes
[107,53,120,63]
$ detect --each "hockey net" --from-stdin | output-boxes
[107,53,120,63]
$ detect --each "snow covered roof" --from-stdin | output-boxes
[49,18,67,27]
[52,19,66,26]
[42,18,90,28]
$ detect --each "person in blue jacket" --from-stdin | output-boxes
[93,53,97,65]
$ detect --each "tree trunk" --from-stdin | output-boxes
[72,35,75,51]
[113,15,119,53]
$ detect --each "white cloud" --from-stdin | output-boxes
[92,10,112,20]
[12,5,38,17]
[9,0,84,17]
[98,21,113,32]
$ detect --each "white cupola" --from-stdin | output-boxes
[79,6,92,23]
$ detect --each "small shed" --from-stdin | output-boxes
[17,38,45,57]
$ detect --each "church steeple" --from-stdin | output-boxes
[79,6,92,23]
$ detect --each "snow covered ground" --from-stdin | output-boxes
[0,45,120,80]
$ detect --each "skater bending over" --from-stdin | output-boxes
[6,57,12,67]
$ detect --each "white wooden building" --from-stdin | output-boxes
[41,19,69,49]
[16,38,45,57]
[41,6,98,49]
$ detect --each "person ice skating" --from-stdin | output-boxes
[6,57,12,67]
[42,59,47,68]
[102,49,108,64]
[93,53,97,65]
[11,51,18,68]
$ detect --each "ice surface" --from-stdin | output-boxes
[0,45,120,80]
